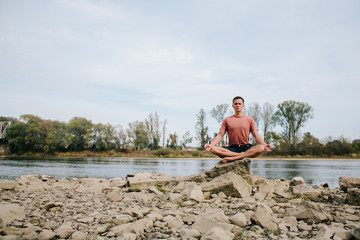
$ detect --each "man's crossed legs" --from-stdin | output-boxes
[209,144,266,163]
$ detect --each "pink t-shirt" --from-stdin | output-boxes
[220,115,257,146]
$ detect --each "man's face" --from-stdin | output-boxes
[232,98,244,112]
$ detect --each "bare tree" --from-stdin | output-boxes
[162,119,167,148]
[195,108,210,149]
[210,104,229,146]
[261,102,276,143]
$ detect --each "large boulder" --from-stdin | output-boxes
[339,176,360,192]
[205,158,252,184]
[201,172,251,198]
[347,188,360,206]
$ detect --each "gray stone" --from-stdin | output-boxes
[200,226,234,240]
[71,231,87,240]
[205,158,252,184]
[180,228,201,239]
[54,222,74,239]
[294,204,328,223]
[37,230,56,240]
[0,204,25,225]
[339,176,360,192]
[347,188,360,206]
[229,212,248,227]
[201,172,251,198]
[250,204,279,232]
[180,183,204,202]
[0,180,18,191]
[290,177,305,186]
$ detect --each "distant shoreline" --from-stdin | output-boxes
[1,155,360,161]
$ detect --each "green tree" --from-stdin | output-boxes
[127,121,149,150]
[6,122,28,154]
[275,100,314,151]
[325,136,353,156]
[145,112,161,150]
[195,108,210,149]
[297,132,323,156]
[67,117,93,151]
[20,114,45,152]
[180,131,193,149]
[44,120,67,153]
[168,132,178,149]
[92,123,117,151]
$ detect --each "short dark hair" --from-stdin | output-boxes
[233,96,245,104]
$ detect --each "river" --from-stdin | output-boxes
[1,157,359,188]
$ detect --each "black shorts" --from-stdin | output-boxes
[224,144,253,153]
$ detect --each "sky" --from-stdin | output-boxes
[1,0,360,146]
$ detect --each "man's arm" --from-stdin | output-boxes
[251,129,272,152]
[205,129,226,151]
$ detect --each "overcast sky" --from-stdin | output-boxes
[1,0,359,146]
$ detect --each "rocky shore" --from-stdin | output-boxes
[0,159,359,240]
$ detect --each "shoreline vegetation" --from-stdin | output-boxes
[1,149,360,160]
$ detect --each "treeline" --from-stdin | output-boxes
[0,113,192,155]
[1,99,360,157]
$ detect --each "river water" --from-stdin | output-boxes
[0,158,359,188]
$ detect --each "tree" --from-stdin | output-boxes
[261,102,276,143]
[44,120,67,153]
[180,131,193,149]
[6,122,28,154]
[127,121,149,150]
[195,108,210,149]
[145,112,161,150]
[275,100,314,149]
[92,123,117,151]
[67,117,93,151]
[245,103,261,144]
[20,114,46,152]
[114,125,128,150]
[297,132,323,156]
[162,119,167,148]
[168,132,178,149]
[245,102,261,127]
[210,104,229,146]
[210,104,229,123]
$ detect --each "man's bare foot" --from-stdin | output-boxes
[222,156,243,163]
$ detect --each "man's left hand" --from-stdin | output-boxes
[265,144,272,152]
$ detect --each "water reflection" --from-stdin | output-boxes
[1,158,359,188]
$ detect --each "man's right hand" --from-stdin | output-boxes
[205,144,212,151]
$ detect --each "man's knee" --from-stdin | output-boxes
[254,145,266,153]
[210,146,221,154]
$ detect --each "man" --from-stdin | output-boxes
[205,96,272,163]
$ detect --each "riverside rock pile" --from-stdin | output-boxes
[0,159,360,240]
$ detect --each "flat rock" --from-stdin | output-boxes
[205,158,252,183]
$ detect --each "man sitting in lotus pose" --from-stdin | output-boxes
[205,96,272,163]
